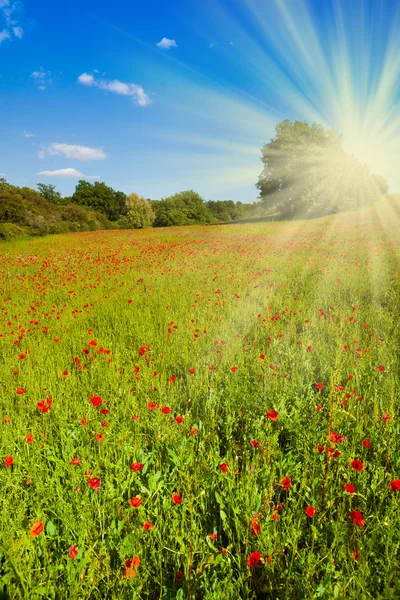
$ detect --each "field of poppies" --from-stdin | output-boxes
[1,199,400,599]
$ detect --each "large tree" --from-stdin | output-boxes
[256,120,388,219]
[71,180,127,221]
[152,190,213,227]
[125,193,155,228]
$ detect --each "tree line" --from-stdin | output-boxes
[0,119,389,239]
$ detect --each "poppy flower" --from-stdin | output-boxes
[161,406,171,414]
[315,383,324,390]
[330,432,346,444]
[219,463,228,472]
[124,556,140,578]
[87,477,101,489]
[147,402,159,410]
[250,520,261,536]
[143,521,153,530]
[129,497,143,508]
[71,458,80,465]
[377,365,385,372]
[251,440,260,448]
[190,427,197,436]
[350,459,364,472]
[209,533,217,541]
[344,483,355,494]
[266,409,278,421]
[282,476,291,491]
[247,551,261,568]
[25,434,34,443]
[69,545,78,559]
[175,571,184,583]
[230,366,238,372]
[131,463,143,472]
[362,440,371,448]
[175,416,183,424]
[317,445,324,453]
[169,375,177,383]
[172,493,182,505]
[4,455,13,467]
[350,510,365,526]
[30,521,44,537]
[95,434,104,443]
[382,413,389,422]
[90,396,102,407]
[352,551,361,562]
[16,387,25,395]
[305,506,316,518]
[188,368,195,374]
[390,479,400,492]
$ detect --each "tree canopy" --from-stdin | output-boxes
[126,193,155,229]
[71,180,127,221]
[256,120,389,219]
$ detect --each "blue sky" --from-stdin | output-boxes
[1,0,400,201]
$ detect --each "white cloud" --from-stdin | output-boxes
[78,72,94,85]
[22,131,35,138]
[77,72,151,107]
[40,143,107,161]
[31,68,52,91]
[0,0,25,44]
[37,168,99,180]
[12,26,22,38]
[0,28,10,43]
[156,37,177,50]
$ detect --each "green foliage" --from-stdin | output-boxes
[71,180,127,221]
[152,190,214,227]
[206,200,251,222]
[37,183,63,204]
[257,120,389,219]
[126,193,155,228]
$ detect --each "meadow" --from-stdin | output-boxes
[1,199,400,599]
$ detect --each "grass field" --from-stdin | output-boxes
[1,199,400,599]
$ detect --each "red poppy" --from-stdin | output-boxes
[352,550,361,562]
[209,533,217,541]
[169,375,177,383]
[350,459,364,472]
[188,368,195,374]
[382,413,389,422]
[4,455,13,467]
[219,463,228,472]
[282,476,291,491]
[16,387,25,395]
[129,497,143,508]
[131,462,143,472]
[251,440,260,448]
[161,406,171,414]
[172,493,182,505]
[190,427,197,436]
[344,483,355,494]
[315,383,324,390]
[100,408,109,415]
[175,416,183,424]
[317,445,324,453]
[390,479,400,492]
[362,440,371,448]
[69,545,78,559]
[305,506,316,518]
[143,521,153,530]
[30,521,44,537]
[71,458,80,465]
[350,510,365,526]
[123,556,140,578]
[266,409,278,421]
[25,433,34,443]
[95,433,104,442]
[250,520,261,536]
[147,402,159,410]
[377,365,385,372]
[175,571,184,583]
[90,396,102,407]
[330,432,346,443]
[247,551,261,567]
[87,477,101,489]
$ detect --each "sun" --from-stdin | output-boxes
[342,130,389,177]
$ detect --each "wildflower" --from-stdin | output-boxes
[175,571,184,583]
[247,551,261,567]
[305,506,316,518]
[131,462,143,472]
[219,463,228,472]
[282,476,291,491]
[352,550,360,562]
[71,458,80,465]
[175,416,183,424]
[69,545,78,559]
[315,382,324,390]
[209,533,217,541]
[169,375,177,383]
[344,484,355,494]
[350,459,364,472]
[362,440,371,448]
[25,434,34,443]
[161,406,171,414]
[95,434,104,442]
[317,445,324,453]
[172,493,182,505]
[147,402,159,410]
[124,556,140,578]
[4,455,13,467]
[37,398,53,413]
[377,365,385,373]
[330,432,346,443]
[382,413,389,422]
[16,387,25,395]
[129,497,143,508]
[266,409,278,421]
[90,396,102,407]
[251,440,260,448]
[143,521,153,530]
[350,510,365,526]
[30,521,44,537]
[390,479,400,492]
[190,427,197,436]
[87,477,101,489]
